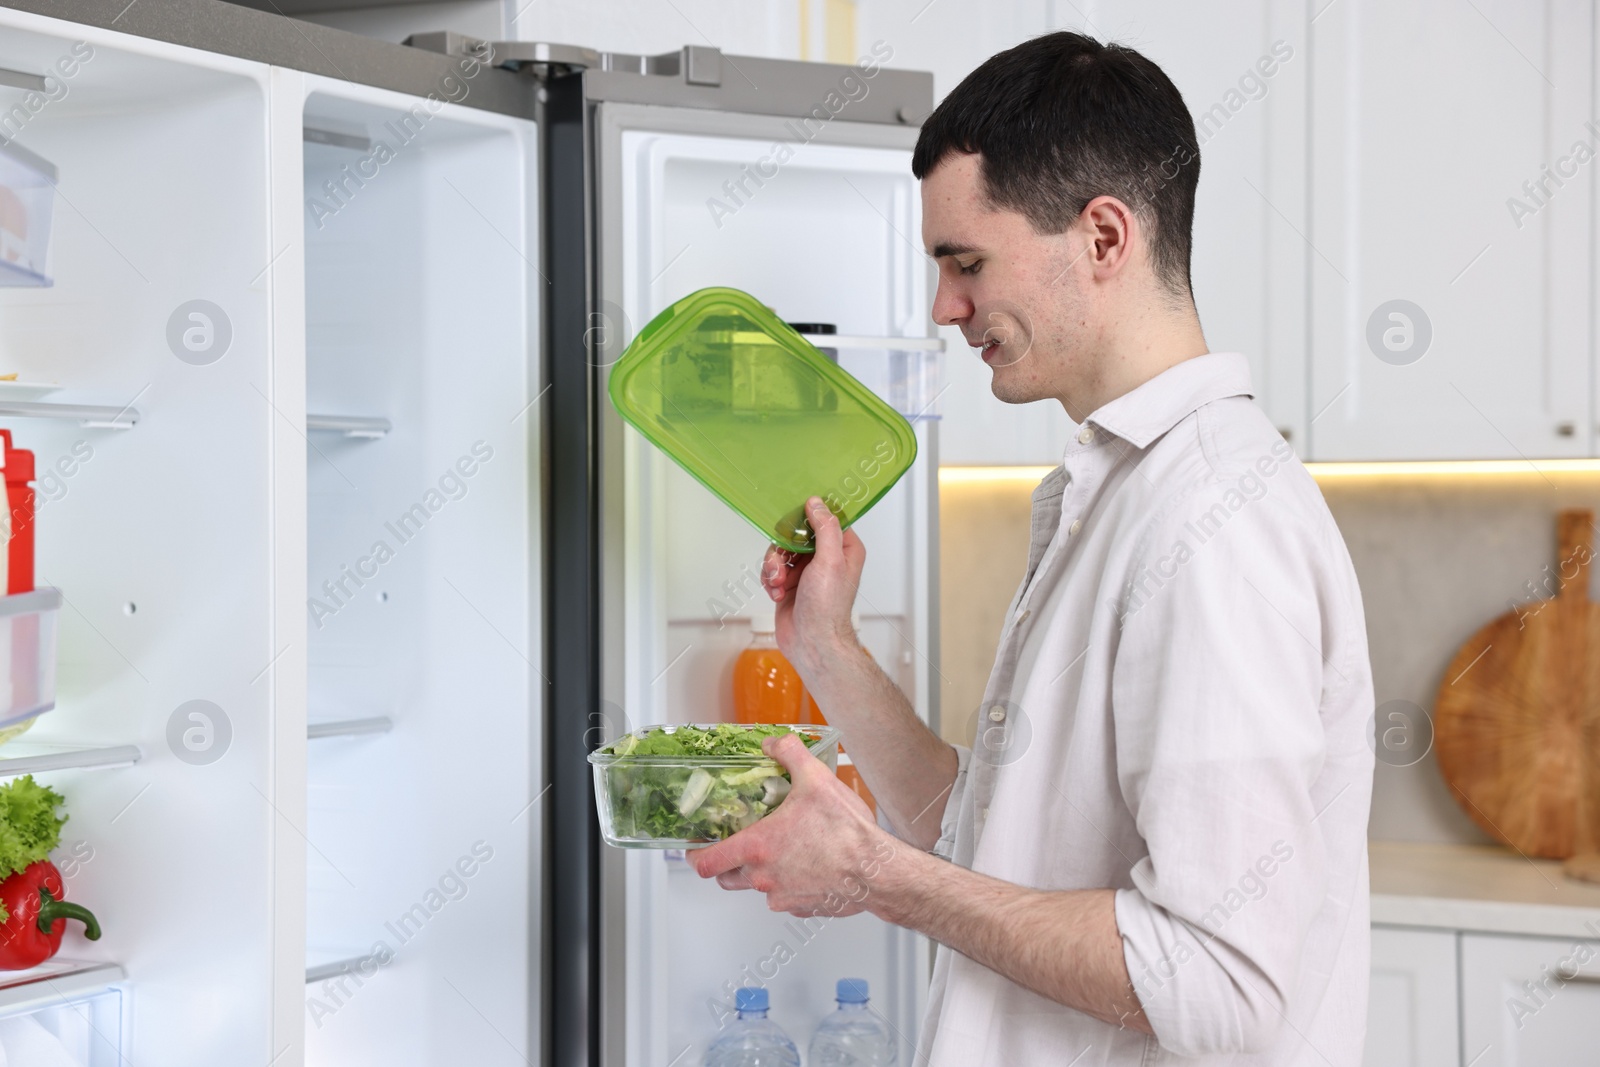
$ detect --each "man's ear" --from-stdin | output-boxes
[1080,195,1139,281]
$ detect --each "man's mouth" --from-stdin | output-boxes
[976,338,1001,363]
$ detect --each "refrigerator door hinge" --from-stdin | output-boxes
[402,31,500,66]
[405,36,724,86]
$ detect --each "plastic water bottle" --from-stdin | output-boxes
[704,987,800,1067]
[808,979,896,1065]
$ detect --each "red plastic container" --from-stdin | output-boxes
[0,430,35,594]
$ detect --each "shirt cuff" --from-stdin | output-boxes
[931,744,971,860]
[1115,886,1247,1056]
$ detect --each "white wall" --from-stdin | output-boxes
[302,0,801,57]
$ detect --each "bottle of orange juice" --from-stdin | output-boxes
[732,607,805,724]
[804,612,877,815]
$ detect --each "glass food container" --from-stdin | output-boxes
[589,723,841,849]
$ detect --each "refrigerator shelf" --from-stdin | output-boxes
[0,401,138,429]
[306,413,390,439]
[821,334,944,352]
[0,959,123,1015]
[0,744,141,778]
[0,263,51,288]
[307,716,392,740]
[305,947,374,985]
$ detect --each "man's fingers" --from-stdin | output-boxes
[717,869,754,891]
[689,837,747,880]
[806,496,845,562]
[761,545,807,601]
[761,732,832,787]
[840,527,867,573]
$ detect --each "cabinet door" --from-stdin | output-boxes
[1364,926,1460,1067]
[939,0,1310,463]
[1461,930,1600,1066]
[1309,0,1592,460]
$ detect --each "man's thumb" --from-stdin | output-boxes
[762,732,829,785]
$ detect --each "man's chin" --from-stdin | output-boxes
[988,378,1049,406]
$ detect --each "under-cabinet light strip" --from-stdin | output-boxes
[940,460,1600,484]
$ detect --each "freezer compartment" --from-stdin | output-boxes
[0,587,60,733]
[0,140,57,288]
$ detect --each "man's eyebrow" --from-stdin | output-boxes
[928,241,981,259]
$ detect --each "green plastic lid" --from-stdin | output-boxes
[608,287,918,552]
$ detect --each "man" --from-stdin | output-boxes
[690,30,1374,1066]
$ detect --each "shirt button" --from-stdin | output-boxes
[1068,519,1083,536]
[1077,426,1095,445]
[988,707,1006,723]
[1015,609,1031,625]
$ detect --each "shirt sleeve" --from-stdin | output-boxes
[932,743,971,860]
[1108,475,1361,1056]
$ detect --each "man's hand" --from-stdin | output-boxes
[762,496,866,674]
[686,737,1151,1035]
[688,732,897,917]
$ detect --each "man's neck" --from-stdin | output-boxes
[1056,296,1208,423]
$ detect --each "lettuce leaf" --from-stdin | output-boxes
[0,775,66,878]
[600,725,804,843]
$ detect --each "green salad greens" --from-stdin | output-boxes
[0,776,67,922]
[600,724,804,843]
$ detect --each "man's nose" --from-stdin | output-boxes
[931,280,973,329]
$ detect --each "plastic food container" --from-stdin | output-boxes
[0,141,56,287]
[607,288,918,553]
[589,723,840,849]
[0,588,60,743]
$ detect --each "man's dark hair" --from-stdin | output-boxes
[912,32,1201,294]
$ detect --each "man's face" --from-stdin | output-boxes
[921,152,1087,406]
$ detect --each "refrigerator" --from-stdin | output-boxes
[0,2,940,1065]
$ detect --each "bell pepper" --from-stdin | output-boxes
[0,859,99,969]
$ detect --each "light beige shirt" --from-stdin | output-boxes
[918,353,1375,1066]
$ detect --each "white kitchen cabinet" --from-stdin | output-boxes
[938,0,1309,464]
[1308,0,1593,460]
[1363,926,1459,1067]
[1460,930,1600,1067]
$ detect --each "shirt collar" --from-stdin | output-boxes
[1079,352,1254,450]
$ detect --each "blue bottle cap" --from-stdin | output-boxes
[735,987,769,1012]
[836,978,869,1003]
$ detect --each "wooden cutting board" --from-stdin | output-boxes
[1434,509,1600,859]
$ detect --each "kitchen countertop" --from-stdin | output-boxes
[1371,840,1600,939]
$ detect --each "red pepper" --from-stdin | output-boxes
[0,860,99,969]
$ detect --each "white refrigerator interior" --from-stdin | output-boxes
[615,123,935,1065]
[0,9,278,1064]
[0,7,548,1064]
[299,77,542,1066]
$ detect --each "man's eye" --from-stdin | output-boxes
[957,260,981,276]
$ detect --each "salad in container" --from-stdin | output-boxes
[589,723,840,848]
